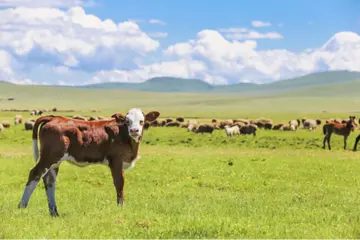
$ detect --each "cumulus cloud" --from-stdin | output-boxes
[149,19,166,25]
[0,6,159,72]
[1,5,360,86]
[148,32,168,38]
[251,20,271,28]
[0,0,96,8]
[218,28,283,40]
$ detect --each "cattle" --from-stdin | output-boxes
[166,118,173,123]
[14,115,23,125]
[24,119,35,131]
[52,107,57,112]
[180,122,189,128]
[161,120,167,127]
[195,124,214,134]
[18,108,160,217]
[97,116,107,120]
[176,117,185,123]
[240,124,257,136]
[224,125,240,137]
[211,119,217,123]
[233,119,250,125]
[0,123,4,131]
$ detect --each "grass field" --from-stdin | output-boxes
[2,86,360,238]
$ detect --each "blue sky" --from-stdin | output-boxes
[86,0,360,51]
[0,0,359,85]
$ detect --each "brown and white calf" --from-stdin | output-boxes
[18,108,160,216]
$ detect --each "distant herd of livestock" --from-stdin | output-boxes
[1,110,360,151]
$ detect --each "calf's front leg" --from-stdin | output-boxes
[109,160,125,206]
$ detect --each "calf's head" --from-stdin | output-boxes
[112,108,160,142]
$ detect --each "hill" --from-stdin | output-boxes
[74,70,360,94]
[79,77,216,92]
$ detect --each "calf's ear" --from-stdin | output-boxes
[111,113,126,123]
[145,111,160,122]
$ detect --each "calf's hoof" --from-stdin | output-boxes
[18,202,27,209]
[49,207,59,217]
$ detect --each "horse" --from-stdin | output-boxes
[322,116,356,150]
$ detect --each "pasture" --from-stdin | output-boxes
[1,86,360,238]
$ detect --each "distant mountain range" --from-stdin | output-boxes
[2,70,360,96]
[73,70,360,94]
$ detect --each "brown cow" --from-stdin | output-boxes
[18,108,160,217]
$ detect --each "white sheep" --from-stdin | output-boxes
[224,125,240,137]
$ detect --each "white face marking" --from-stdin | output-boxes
[123,155,141,171]
[125,108,145,142]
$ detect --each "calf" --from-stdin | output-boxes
[18,108,160,217]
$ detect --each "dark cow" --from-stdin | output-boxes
[18,108,160,217]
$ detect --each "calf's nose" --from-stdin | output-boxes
[130,128,139,133]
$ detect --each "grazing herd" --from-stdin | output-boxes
[1,109,360,217]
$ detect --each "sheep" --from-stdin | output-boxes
[239,124,257,136]
[187,120,199,132]
[14,114,23,125]
[24,119,35,131]
[72,115,88,121]
[289,119,301,131]
[1,121,11,128]
[176,117,185,122]
[195,124,214,134]
[165,121,181,127]
[280,124,292,131]
[233,119,250,125]
[224,125,240,137]
[150,120,159,127]
[302,118,322,131]
[272,123,284,130]
[143,122,150,130]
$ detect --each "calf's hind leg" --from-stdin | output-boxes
[42,167,60,216]
[18,155,60,213]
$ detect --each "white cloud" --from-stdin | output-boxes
[149,19,166,25]
[218,28,283,40]
[251,20,271,28]
[0,6,159,71]
[148,32,168,38]
[1,5,360,86]
[225,31,283,40]
[0,0,96,8]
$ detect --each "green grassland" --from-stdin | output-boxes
[2,82,360,238]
